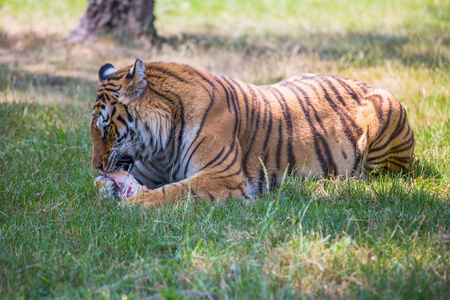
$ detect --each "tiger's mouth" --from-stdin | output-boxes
[115,154,134,172]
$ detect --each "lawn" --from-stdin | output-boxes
[0,0,449,298]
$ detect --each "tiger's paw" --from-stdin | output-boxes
[120,189,163,208]
[94,176,119,199]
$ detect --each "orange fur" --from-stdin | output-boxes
[91,59,415,206]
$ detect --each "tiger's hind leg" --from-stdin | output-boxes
[363,90,415,173]
[352,125,371,179]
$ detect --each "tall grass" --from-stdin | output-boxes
[0,0,449,298]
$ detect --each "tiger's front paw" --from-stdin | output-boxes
[120,189,164,207]
[94,176,118,199]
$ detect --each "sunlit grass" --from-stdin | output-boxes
[0,0,449,298]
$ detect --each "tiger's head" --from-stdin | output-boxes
[90,59,173,172]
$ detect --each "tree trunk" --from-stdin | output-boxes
[65,0,158,44]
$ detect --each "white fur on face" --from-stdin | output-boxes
[94,106,111,137]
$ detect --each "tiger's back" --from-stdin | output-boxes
[91,60,415,205]
[207,73,414,194]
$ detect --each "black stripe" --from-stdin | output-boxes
[287,83,337,175]
[270,87,296,171]
[212,167,243,180]
[216,139,240,174]
[213,76,231,112]
[372,95,392,146]
[331,76,362,105]
[103,113,110,123]
[104,93,112,103]
[189,67,217,92]
[104,87,121,92]
[369,133,415,158]
[201,146,226,171]
[160,90,184,179]
[290,82,327,134]
[183,137,206,176]
[308,81,361,170]
[108,74,125,81]
[256,89,273,166]
[229,78,250,136]
[276,118,283,170]
[368,159,408,170]
[371,106,406,152]
[105,82,119,87]
[270,173,278,189]
[210,77,241,169]
[222,76,242,137]
[151,66,191,84]
[241,84,262,177]
[245,83,258,137]
[368,156,412,164]
[316,77,347,108]
[182,75,216,166]
[124,106,133,122]
[116,115,127,126]
[135,163,167,183]
[314,81,361,142]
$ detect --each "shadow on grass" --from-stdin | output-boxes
[2,26,448,72]
[159,29,448,68]
[0,64,97,145]
[0,63,97,96]
[410,157,442,179]
[368,157,443,181]
[276,172,450,241]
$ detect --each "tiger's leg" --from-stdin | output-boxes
[94,175,118,198]
[354,128,371,179]
[121,170,249,207]
[364,91,416,172]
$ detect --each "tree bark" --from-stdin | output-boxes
[65,0,158,44]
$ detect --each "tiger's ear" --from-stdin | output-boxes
[126,59,147,94]
[98,63,117,84]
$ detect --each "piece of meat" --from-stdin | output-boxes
[99,170,148,199]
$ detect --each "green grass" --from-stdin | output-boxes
[1,0,449,299]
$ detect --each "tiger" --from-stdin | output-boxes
[91,59,415,206]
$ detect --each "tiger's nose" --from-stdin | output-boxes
[92,156,104,170]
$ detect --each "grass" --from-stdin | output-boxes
[0,0,449,298]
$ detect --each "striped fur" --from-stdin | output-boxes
[91,59,415,206]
